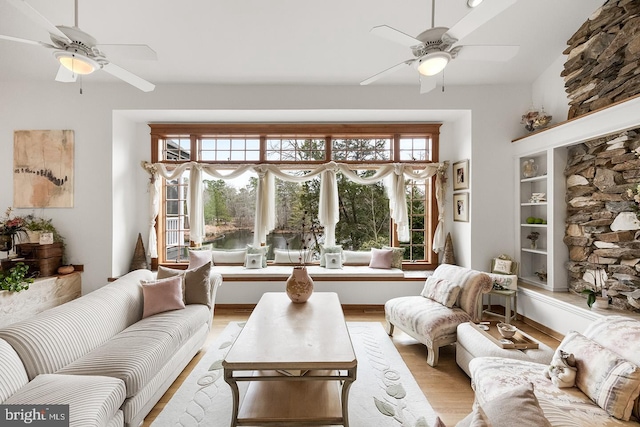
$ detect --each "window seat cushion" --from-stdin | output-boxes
[210,264,406,279]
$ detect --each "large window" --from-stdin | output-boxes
[150,124,440,269]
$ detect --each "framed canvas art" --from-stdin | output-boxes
[453,192,469,222]
[453,159,469,190]
[13,130,74,208]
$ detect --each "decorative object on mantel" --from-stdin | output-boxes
[521,106,552,132]
[526,231,539,250]
[0,207,27,256]
[129,233,149,271]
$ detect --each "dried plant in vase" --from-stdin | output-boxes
[284,211,323,303]
[526,231,539,250]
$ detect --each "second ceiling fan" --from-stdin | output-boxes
[361,0,520,94]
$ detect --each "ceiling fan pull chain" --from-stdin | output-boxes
[442,69,445,92]
[79,75,83,95]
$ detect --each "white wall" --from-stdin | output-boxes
[1,82,529,295]
[532,54,571,125]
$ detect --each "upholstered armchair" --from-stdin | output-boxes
[384,264,492,366]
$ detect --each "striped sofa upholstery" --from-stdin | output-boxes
[385,264,491,367]
[0,268,222,427]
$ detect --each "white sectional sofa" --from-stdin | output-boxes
[469,316,640,426]
[0,268,222,427]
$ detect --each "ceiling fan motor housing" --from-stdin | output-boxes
[411,27,458,58]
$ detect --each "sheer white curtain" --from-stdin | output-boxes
[142,160,448,255]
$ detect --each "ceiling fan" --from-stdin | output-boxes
[361,0,520,94]
[0,0,156,92]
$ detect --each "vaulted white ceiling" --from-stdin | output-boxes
[0,0,603,90]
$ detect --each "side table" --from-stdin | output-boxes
[480,289,517,324]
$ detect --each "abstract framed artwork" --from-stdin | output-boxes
[13,130,74,208]
[453,159,469,190]
[453,192,469,222]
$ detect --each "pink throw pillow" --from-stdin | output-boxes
[369,248,393,269]
[141,276,186,318]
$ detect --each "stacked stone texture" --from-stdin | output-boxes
[562,0,640,120]
[565,127,640,312]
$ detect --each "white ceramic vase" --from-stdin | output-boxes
[286,266,314,303]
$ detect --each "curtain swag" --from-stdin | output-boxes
[141,160,449,258]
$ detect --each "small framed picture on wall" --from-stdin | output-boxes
[453,193,469,222]
[453,159,469,190]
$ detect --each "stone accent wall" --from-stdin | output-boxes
[565,127,640,312]
[563,0,640,119]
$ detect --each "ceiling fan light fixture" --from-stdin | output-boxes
[54,50,100,75]
[417,51,451,76]
[467,0,484,7]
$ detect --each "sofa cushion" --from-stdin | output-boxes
[469,356,639,426]
[325,253,343,269]
[157,262,213,308]
[385,296,471,348]
[0,269,153,380]
[4,374,125,427]
[457,383,551,427]
[141,276,186,318]
[421,277,461,308]
[57,305,210,398]
[556,330,640,421]
[0,338,29,402]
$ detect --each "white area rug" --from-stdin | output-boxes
[151,322,439,427]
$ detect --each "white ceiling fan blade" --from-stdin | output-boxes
[55,65,78,83]
[419,76,437,94]
[370,25,422,47]
[103,62,155,92]
[446,0,517,42]
[97,44,158,61]
[455,45,519,61]
[6,0,70,42]
[0,34,54,48]
[360,60,414,85]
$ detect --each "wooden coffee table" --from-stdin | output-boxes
[222,292,357,426]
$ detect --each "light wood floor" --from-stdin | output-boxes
[142,307,560,427]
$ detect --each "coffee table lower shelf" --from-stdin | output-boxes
[229,370,354,427]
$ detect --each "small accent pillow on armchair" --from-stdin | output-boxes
[420,276,461,308]
[140,276,186,318]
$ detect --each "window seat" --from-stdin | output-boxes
[212,265,426,280]
[211,265,432,305]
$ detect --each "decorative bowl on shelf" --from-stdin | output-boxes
[497,322,517,339]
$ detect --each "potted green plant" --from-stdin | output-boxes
[0,262,34,292]
[23,215,65,245]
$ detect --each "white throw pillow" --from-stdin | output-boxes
[211,248,247,265]
[324,253,343,269]
[343,250,372,266]
[274,249,310,265]
[245,253,264,269]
